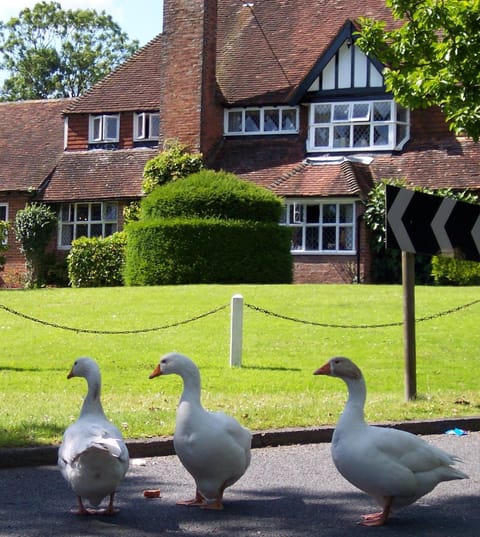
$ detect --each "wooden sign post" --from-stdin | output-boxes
[386,185,480,401]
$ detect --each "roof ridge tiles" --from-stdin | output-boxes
[269,160,310,189]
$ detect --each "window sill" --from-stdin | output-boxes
[291,250,357,255]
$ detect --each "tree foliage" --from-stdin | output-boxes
[356,0,480,140]
[14,203,57,287]
[0,1,139,100]
[142,139,204,195]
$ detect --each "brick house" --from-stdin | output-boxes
[1,0,480,286]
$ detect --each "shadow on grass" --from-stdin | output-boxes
[0,366,67,373]
[0,421,65,449]
[0,366,45,373]
[242,365,301,372]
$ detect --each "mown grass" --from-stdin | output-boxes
[1,284,479,448]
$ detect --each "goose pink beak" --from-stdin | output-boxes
[314,362,331,375]
[149,364,163,379]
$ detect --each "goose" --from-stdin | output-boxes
[58,357,129,515]
[149,352,252,509]
[314,356,468,526]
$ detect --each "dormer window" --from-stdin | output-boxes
[307,100,409,152]
[225,106,299,135]
[134,112,159,141]
[89,114,119,143]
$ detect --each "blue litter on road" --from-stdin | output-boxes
[445,428,467,436]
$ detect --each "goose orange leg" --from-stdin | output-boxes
[358,496,393,527]
[71,496,93,516]
[200,482,226,510]
[177,489,206,507]
[100,493,119,516]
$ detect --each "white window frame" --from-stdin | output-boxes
[224,106,299,135]
[307,100,409,152]
[0,203,8,245]
[134,112,160,141]
[281,199,356,254]
[58,202,118,249]
[89,114,120,143]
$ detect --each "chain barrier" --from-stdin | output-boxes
[0,302,228,335]
[1,297,479,334]
[245,298,480,329]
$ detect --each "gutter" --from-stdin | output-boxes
[1,416,479,469]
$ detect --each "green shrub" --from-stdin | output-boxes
[124,218,292,285]
[141,169,283,223]
[142,139,203,194]
[431,255,480,285]
[14,203,57,288]
[67,232,126,287]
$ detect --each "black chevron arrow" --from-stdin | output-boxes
[385,185,480,262]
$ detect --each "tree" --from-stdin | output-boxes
[124,140,204,224]
[14,203,57,288]
[356,0,480,141]
[0,1,139,100]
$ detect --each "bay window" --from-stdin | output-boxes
[282,200,356,253]
[307,100,409,152]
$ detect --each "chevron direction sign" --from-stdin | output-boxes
[386,185,480,262]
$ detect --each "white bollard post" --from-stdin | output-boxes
[230,294,243,367]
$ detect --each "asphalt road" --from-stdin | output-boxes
[1,432,479,537]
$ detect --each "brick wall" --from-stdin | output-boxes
[160,0,223,156]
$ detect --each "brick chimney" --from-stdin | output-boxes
[159,0,223,157]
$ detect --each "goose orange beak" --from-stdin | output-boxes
[314,362,331,375]
[149,364,163,379]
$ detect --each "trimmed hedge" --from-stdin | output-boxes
[141,169,283,223]
[431,255,480,285]
[67,232,127,287]
[124,218,292,285]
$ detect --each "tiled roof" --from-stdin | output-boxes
[211,137,373,198]
[216,0,396,105]
[37,148,157,202]
[63,34,163,114]
[0,99,70,192]
[269,159,374,198]
[372,141,480,191]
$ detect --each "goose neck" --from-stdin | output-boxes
[341,375,367,424]
[80,372,106,417]
[179,368,202,406]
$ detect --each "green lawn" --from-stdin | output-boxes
[1,284,479,447]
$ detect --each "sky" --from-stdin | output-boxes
[0,0,164,46]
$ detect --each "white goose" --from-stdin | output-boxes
[58,357,129,515]
[314,356,468,526]
[149,352,252,509]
